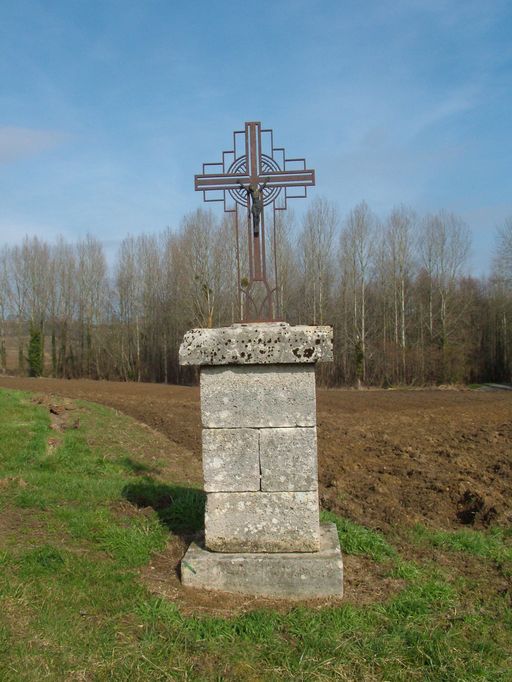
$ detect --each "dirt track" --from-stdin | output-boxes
[1,376,511,532]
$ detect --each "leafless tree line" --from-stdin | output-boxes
[1,200,511,386]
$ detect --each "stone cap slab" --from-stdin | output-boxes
[179,322,333,366]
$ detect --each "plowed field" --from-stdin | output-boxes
[1,376,511,532]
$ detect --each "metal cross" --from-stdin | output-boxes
[195,121,315,321]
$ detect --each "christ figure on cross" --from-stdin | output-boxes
[238,178,270,237]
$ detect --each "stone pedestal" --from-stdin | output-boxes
[178,322,343,599]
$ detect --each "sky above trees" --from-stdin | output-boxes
[1,0,511,275]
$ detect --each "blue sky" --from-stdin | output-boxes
[1,0,511,275]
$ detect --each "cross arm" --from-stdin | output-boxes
[195,168,315,193]
[195,173,251,192]
[265,169,315,188]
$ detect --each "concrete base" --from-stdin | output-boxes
[180,523,343,599]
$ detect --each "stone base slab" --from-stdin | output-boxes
[181,523,343,599]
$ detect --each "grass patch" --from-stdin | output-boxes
[412,524,512,575]
[0,387,511,681]
[321,509,396,562]
[0,390,49,470]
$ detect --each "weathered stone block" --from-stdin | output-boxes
[200,365,316,428]
[179,322,333,366]
[181,523,343,599]
[260,427,318,492]
[205,491,320,552]
[202,428,260,492]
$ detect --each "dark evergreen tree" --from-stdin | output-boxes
[28,324,43,377]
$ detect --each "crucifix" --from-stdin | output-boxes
[195,121,315,321]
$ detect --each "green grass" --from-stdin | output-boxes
[411,524,512,575]
[0,387,511,681]
[321,510,396,562]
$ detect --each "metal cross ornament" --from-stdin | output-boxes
[195,121,315,321]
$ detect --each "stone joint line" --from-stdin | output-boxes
[258,430,263,492]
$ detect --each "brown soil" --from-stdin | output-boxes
[2,376,511,534]
[316,387,512,533]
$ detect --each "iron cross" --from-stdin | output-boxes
[195,121,315,321]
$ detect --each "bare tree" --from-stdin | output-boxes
[340,201,377,386]
[267,210,300,322]
[4,238,52,373]
[418,211,471,380]
[299,197,338,325]
[115,236,143,381]
[76,235,109,378]
[177,209,232,328]
[49,238,77,377]
[0,247,8,373]
[385,206,416,381]
[493,217,512,284]
[490,218,512,382]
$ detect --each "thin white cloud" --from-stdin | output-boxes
[0,126,67,164]
[407,86,480,138]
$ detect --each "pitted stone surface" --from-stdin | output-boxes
[179,322,333,366]
[202,428,260,492]
[260,427,318,492]
[205,491,320,553]
[181,523,343,599]
[200,365,316,428]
